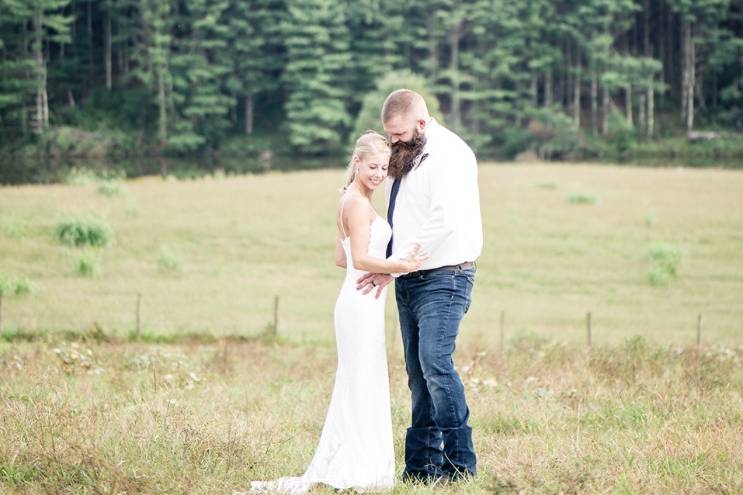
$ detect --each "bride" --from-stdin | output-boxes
[247,131,426,494]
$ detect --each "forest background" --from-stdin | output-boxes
[1,0,742,182]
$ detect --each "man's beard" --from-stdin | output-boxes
[388,129,426,179]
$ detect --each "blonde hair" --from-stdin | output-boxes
[341,131,390,191]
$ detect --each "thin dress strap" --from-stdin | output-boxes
[339,198,348,239]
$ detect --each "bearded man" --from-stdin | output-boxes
[357,89,483,483]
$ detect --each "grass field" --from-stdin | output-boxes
[1,337,742,494]
[1,163,743,493]
[1,162,742,346]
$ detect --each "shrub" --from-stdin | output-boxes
[647,243,683,286]
[56,218,112,247]
[604,111,636,159]
[568,193,597,205]
[537,182,557,190]
[158,246,182,274]
[528,108,588,160]
[499,127,536,159]
[644,211,657,227]
[13,278,31,295]
[44,127,112,158]
[76,255,99,277]
[0,277,33,296]
[64,167,98,185]
[96,181,122,196]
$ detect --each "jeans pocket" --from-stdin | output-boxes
[464,293,472,313]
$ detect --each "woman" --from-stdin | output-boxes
[248,132,426,493]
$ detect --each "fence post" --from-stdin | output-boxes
[272,295,279,336]
[499,311,505,352]
[135,292,142,338]
[586,312,592,347]
[696,313,702,347]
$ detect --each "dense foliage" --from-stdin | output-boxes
[0,0,741,158]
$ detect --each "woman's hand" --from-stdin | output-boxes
[402,244,428,272]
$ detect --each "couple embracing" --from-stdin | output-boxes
[249,89,483,493]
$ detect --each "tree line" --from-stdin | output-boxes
[0,0,741,158]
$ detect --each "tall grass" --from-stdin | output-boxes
[0,338,741,494]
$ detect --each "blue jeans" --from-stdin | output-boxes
[395,266,477,480]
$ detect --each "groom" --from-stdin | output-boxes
[357,89,483,483]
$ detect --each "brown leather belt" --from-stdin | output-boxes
[399,261,475,279]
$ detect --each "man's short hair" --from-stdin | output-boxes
[381,89,424,123]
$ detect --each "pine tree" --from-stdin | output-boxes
[668,0,731,132]
[26,0,72,134]
[223,0,284,136]
[134,0,172,145]
[167,0,232,151]
[346,0,405,111]
[0,0,36,139]
[282,0,353,154]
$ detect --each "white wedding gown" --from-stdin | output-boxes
[247,216,395,494]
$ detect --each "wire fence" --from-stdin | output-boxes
[0,290,713,350]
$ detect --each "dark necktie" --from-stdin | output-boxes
[385,178,401,258]
[386,153,429,258]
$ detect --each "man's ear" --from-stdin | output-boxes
[417,118,428,132]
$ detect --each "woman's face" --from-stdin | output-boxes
[356,152,389,191]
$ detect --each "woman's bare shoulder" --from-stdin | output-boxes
[339,191,368,214]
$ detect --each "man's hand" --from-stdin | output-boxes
[356,273,394,299]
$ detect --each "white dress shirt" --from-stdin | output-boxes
[385,118,483,272]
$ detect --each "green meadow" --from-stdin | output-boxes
[1,163,742,346]
[1,163,743,494]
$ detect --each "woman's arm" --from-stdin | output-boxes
[344,195,420,274]
[335,234,347,268]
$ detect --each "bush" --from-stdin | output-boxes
[56,218,112,247]
[568,193,597,205]
[96,181,122,196]
[528,108,588,160]
[350,71,444,144]
[158,246,182,274]
[42,126,114,158]
[0,277,33,296]
[499,127,536,159]
[64,167,98,186]
[647,243,683,286]
[64,166,125,186]
[604,111,637,159]
[75,255,99,277]
[13,278,31,295]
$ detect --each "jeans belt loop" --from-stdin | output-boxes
[401,261,474,279]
